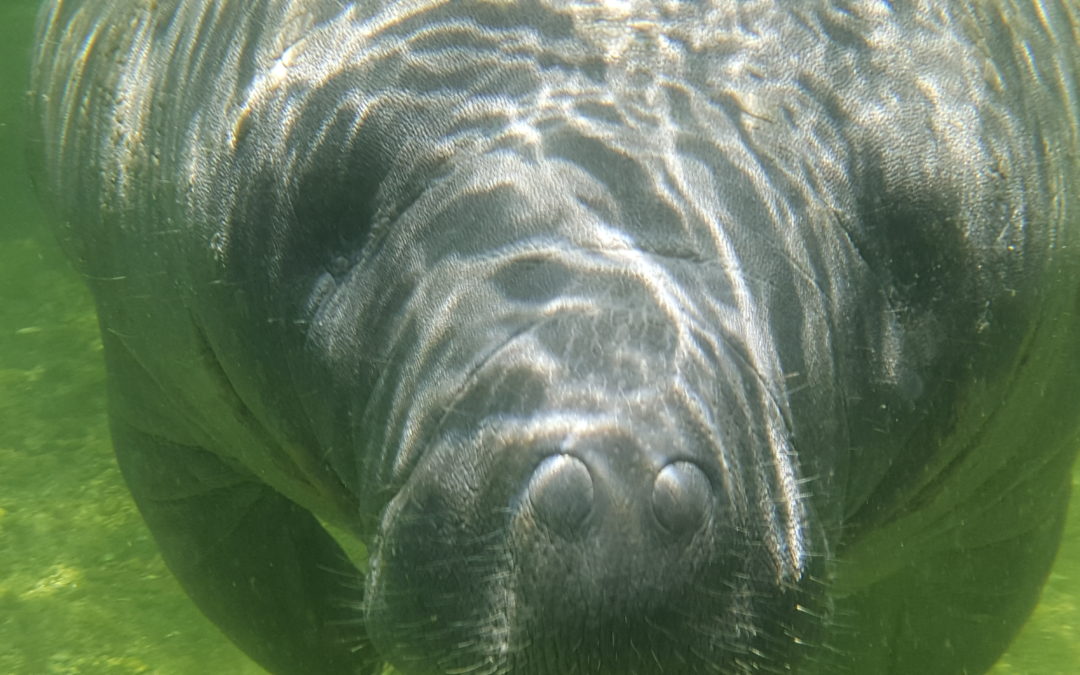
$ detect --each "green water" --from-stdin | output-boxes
[1,2,1077,673]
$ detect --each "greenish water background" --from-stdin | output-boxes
[1,2,1076,673]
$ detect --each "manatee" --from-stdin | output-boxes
[29,1,1080,674]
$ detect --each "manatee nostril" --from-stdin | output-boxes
[651,461,711,536]
[526,454,594,537]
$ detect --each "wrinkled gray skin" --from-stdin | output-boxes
[30,1,1080,674]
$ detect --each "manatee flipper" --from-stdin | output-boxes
[825,450,1074,675]
[103,338,377,675]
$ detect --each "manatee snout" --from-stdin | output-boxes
[364,332,823,674]
[518,453,714,542]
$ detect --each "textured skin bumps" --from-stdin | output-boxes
[30,2,1080,674]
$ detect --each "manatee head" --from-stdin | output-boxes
[335,155,828,674]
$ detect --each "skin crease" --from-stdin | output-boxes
[29,1,1080,674]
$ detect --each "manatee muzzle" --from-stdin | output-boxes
[362,337,825,675]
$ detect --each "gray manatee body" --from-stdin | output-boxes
[30,1,1080,674]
